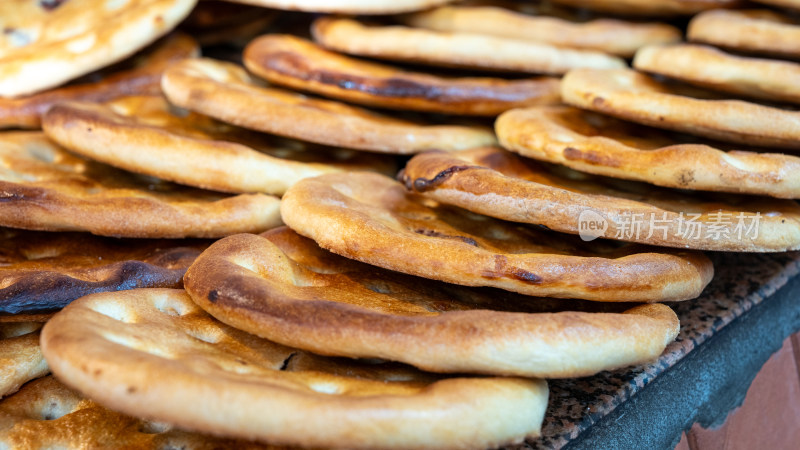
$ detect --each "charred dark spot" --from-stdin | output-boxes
[40,0,67,11]
[479,255,541,283]
[207,289,219,302]
[408,165,473,193]
[3,28,15,35]
[414,228,478,247]
[86,128,92,133]
[677,170,695,186]
[127,386,137,394]
[506,267,542,284]
[279,352,297,371]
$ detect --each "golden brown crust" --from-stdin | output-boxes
[562,68,800,149]
[212,0,456,14]
[496,105,800,198]
[185,228,680,377]
[162,58,497,154]
[0,227,209,314]
[311,18,625,75]
[0,376,271,449]
[0,323,47,399]
[402,5,681,57]
[688,9,800,59]
[401,147,800,252]
[0,0,197,97]
[549,0,742,16]
[280,171,713,301]
[42,95,395,195]
[0,33,198,129]
[245,33,561,116]
[41,289,549,449]
[0,314,53,323]
[0,132,281,238]
[634,44,800,105]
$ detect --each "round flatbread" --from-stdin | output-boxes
[496,105,800,198]
[688,9,800,59]
[402,5,681,57]
[213,0,456,14]
[0,323,47,399]
[185,228,680,377]
[634,44,800,105]
[401,147,800,252]
[548,0,742,16]
[244,34,561,116]
[0,33,198,129]
[0,376,269,449]
[0,0,197,97]
[41,289,548,449]
[281,171,713,301]
[311,18,625,75]
[561,68,800,150]
[161,58,497,154]
[0,132,281,238]
[43,95,394,195]
[0,227,208,314]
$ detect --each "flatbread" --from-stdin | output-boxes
[212,0,456,14]
[688,9,800,59]
[634,44,800,105]
[496,105,800,198]
[400,147,800,252]
[244,34,561,116]
[181,1,278,47]
[185,228,680,377]
[43,95,395,195]
[0,376,270,449]
[0,323,47,399]
[0,33,199,129]
[281,171,713,301]
[402,5,682,57]
[161,58,498,154]
[548,0,742,16]
[561,68,800,150]
[0,227,209,314]
[0,0,197,97]
[0,132,281,238]
[310,18,626,75]
[41,289,549,449]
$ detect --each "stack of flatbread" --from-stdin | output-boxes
[1,0,798,448]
